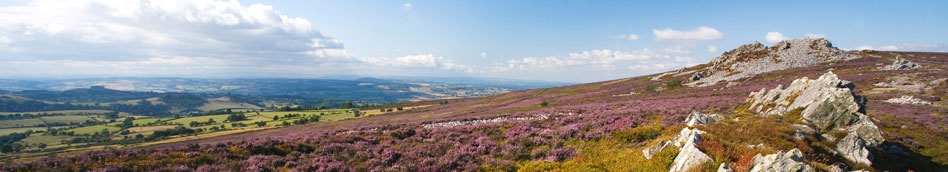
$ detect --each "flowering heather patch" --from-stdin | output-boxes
[3,51,948,171]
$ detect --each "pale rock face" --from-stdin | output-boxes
[669,128,711,172]
[836,132,873,166]
[642,140,669,160]
[685,110,725,127]
[749,149,814,172]
[883,95,933,105]
[688,38,857,87]
[878,55,920,70]
[745,71,883,166]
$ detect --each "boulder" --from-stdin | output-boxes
[685,110,725,127]
[669,128,711,172]
[746,71,883,166]
[642,140,669,160]
[836,132,873,166]
[749,149,814,172]
[878,55,920,70]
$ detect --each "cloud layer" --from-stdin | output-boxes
[653,26,723,41]
[0,0,352,77]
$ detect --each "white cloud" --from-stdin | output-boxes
[707,46,718,53]
[661,45,690,54]
[805,33,826,38]
[765,32,789,43]
[854,44,945,52]
[403,3,413,10]
[0,0,355,77]
[363,54,474,73]
[481,52,487,58]
[653,26,724,41]
[616,34,640,40]
[492,48,696,73]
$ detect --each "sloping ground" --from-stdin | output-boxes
[2,40,946,171]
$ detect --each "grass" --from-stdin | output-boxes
[132,118,166,126]
[168,114,231,126]
[0,110,113,115]
[0,118,46,128]
[20,135,74,148]
[67,125,121,135]
[40,115,96,123]
[126,125,177,135]
[0,127,50,135]
[519,125,682,172]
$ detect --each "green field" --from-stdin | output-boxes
[0,110,113,115]
[0,127,49,135]
[20,135,74,149]
[168,114,231,125]
[0,118,46,128]
[40,115,96,124]
[66,125,121,135]
[132,118,166,126]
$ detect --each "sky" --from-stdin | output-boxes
[0,0,946,83]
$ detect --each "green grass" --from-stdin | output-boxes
[0,127,49,135]
[20,135,74,148]
[67,125,121,135]
[519,125,681,172]
[132,118,168,126]
[40,115,96,123]
[0,118,46,128]
[0,110,113,115]
[169,114,231,126]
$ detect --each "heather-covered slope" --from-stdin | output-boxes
[2,39,947,171]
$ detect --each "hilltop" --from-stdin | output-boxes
[2,38,946,171]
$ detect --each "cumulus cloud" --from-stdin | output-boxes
[364,54,474,73]
[653,26,724,41]
[616,34,640,40]
[854,44,945,52]
[0,0,354,77]
[403,3,413,10]
[765,32,789,43]
[805,33,826,38]
[481,52,487,58]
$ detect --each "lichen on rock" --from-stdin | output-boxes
[745,71,883,166]
[748,149,814,172]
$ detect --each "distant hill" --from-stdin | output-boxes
[0,77,568,102]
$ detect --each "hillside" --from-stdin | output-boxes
[2,38,946,171]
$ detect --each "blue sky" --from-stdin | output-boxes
[0,0,945,82]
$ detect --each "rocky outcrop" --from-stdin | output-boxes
[669,128,711,172]
[642,140,669,160]
[878,55,920,70]
[883,95,933,105]
[687,38,857,87]
[685,110,724,127]
[749,149,814,172]
[746,71,883,166]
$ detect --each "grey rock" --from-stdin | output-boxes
[749,149,814,172]
[878,55,920,70]
[669,128,712,172]
[821,134,837,142]
[685,110,725,127]
[746,71,883,166]
[792,130,806,140]
[686,38,857,87]
[836,132,873,166]
[642,140,669,160]
[883,95,932,105]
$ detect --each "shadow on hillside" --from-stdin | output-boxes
[872,141,947,172]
